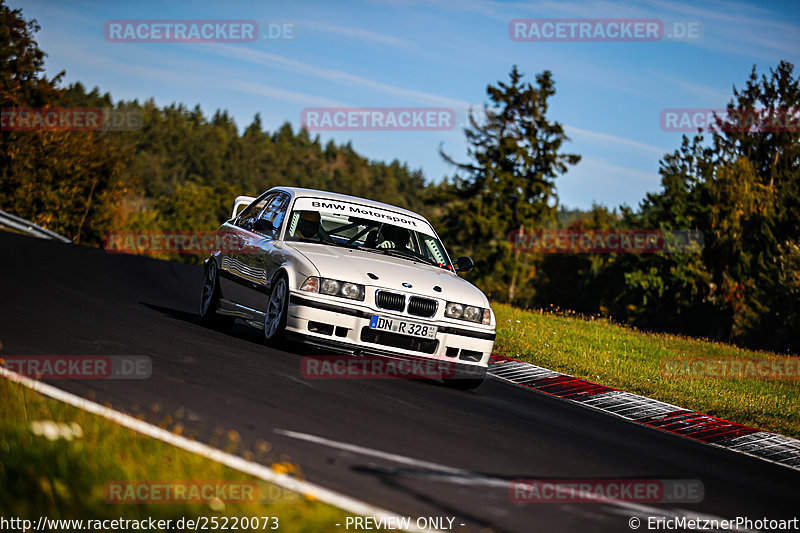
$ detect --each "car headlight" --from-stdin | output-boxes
[300,276,365,301]
[320,278,340,295]
[444,302,463,318]
[444,301,485,323]
[340,282,363,299]
[462,305,482,322]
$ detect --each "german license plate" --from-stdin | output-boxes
[370,315,437,339]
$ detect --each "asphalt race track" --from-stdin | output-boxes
[2,231,798,532]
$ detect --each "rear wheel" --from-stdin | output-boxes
[199,260,234,329]
[264,274,289,345]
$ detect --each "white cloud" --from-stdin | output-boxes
[224,80,347,107]
[207,45,475,108]
[298,20,415,49]
[566,125,668,157]
[644,71,731,104]
[573,156,661,185]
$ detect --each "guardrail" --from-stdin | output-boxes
[0,209,71,243]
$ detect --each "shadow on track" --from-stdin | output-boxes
[139,301,458,391]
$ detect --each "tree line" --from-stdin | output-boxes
[1,2,798,352]
[432,61,799,353]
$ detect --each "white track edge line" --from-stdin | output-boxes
[275,429,757,532]
[0,367,437,533]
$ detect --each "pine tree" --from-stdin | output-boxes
[437,66,580,302]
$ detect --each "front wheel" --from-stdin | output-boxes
[264,274,288,345]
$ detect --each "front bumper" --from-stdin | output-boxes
[286,292,495,368]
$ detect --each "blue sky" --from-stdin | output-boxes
[16,0,800,209]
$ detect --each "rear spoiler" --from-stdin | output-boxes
[231,196,256,218]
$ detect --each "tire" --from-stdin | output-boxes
[263,273,289,345]
[199,260,234,329]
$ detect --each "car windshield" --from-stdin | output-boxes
[285,203,452,269]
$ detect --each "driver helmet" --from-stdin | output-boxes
[297,211,321,239]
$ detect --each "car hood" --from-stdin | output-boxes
[285,242,489,307]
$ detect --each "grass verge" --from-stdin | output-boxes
[493,303,800,439]
[0,377,357,531]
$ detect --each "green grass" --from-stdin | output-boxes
[0,377,359,531]
[493,303,800,438]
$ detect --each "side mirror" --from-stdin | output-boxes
[454,256,474,273]
[232,195,256,218]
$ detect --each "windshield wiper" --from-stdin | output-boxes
[377,248,438,266]
[290,237,372,252]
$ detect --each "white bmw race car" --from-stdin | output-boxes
[200,187,496,389]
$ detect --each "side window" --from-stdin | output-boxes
[271,194,290,232]
[253,193,290,237]
[237,194,272,230]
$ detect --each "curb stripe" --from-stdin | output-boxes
[487,354,800,472]
[638,411,758,443]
